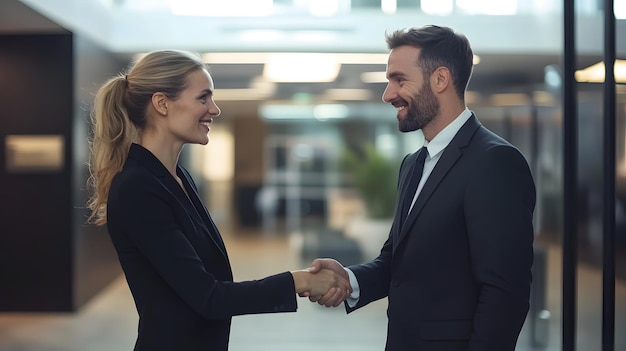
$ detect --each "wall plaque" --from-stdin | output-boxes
[5,135,64,172]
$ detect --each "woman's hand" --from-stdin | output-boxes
[291,268,351,307]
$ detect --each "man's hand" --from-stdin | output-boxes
[300,258,350,307]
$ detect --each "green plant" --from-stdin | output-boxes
[341,144,399,219]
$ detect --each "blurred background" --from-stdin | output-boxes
[0,0,625,350]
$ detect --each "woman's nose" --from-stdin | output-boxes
[209,101,221,117]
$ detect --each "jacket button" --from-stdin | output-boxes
[391,281,401,287]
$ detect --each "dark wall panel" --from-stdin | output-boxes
[0,34,74,311]
[0,32,125,311]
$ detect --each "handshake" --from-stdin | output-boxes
[291,259,350,308]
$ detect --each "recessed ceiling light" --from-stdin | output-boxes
[263,53,340,82]
[575,60,626,83]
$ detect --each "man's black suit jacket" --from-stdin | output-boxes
[107,143,297,351]
[347,115,536,351]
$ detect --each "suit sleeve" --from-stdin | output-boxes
[464,144,535,350]
[107,172,297,320]
[346,234,393,313]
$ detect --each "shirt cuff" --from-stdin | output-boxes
[344,267,360,308]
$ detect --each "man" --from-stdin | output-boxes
[309,25,536,351]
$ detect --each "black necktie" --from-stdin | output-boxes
[400,147,428,225]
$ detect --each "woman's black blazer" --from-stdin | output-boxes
[107,143,297,351]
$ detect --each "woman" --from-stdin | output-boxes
[86,50,350,351]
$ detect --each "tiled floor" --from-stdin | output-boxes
[0,231,624,351]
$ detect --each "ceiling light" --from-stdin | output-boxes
[259,104,315,120]
[263,53,340,82]
[575,60,626,83]
[259,103,395,120]
[381,0,397,14]
[320,89,373,101]
[421,0,453,15]
[361,71,387,83]
[257,103,349,120]
[307,0,344,17]
[457,0,517,15]
[313,104,349,120]
[336,53,388,64]
[201,52,388,65]
[167,0,273,16]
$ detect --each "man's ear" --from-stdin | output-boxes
[431,66,451,93]
[151,93,168,116]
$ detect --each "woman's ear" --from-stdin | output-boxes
[151,93,168,116]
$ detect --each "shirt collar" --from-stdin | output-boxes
[423,108,472,157]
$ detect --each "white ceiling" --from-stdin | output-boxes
[2,0,624,113]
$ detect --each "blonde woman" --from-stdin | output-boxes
[87,50,350,351]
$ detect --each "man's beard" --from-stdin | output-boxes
[398,81,439,133]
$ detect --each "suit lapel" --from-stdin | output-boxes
[128,144,229,263]
[391,152,418,250]
[393,115,481,252]
[177,167,230,261]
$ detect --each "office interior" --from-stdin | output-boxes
[0,0,625,350]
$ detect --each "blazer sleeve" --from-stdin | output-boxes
[107,171,297,320]
[464,144,535,350]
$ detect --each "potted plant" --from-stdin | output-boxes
[341,144,399,218]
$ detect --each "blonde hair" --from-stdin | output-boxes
[86,50,207,225]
